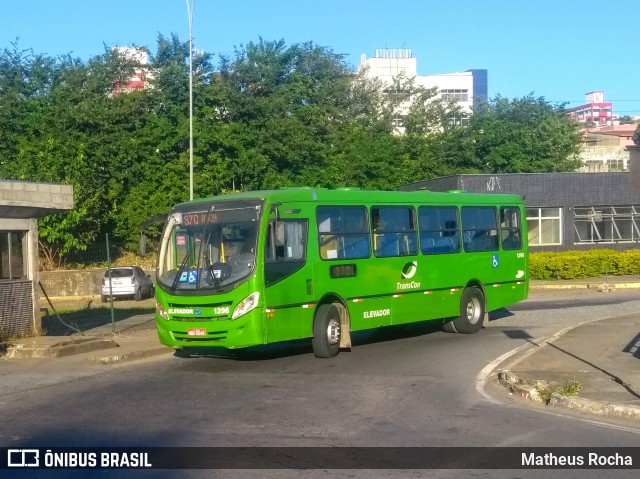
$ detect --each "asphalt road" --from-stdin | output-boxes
[2,289,640,479]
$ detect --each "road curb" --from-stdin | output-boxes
[530,282,640,291]
[548,394,640,422]
[498,369,640,423]
[2,338,118,359]
[89,346,172,365]
[498,370,546,403]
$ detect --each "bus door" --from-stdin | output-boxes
[263,208,311,343]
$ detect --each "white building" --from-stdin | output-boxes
[578,124,638,172]
[358,48,487,133]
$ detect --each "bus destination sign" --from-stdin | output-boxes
[182,212,218,226]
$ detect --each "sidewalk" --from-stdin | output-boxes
[2,276,640,425]
[1,313,170,364]
[497,313,640,425]
[531,274,640,291]
[496,275,640,425]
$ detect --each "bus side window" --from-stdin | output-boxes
[372,206,418,257]
[316,206,369,260]
[500,206,522,250]
[266,221,305,260]
[265,220,308,286]
[418,206,460,254]
[461,206,499,253]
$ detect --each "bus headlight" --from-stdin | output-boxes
[156,301,168,320]
[232,292,260,320]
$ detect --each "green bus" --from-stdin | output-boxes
[155,188,527,358]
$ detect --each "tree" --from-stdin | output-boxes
[0,45,145,255]
[0,37,589,259]
[619,115,639,125]
[207,39,394,190]
[448,95,583,173]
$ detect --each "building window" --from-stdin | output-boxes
[0,231,27,280]
[607,159,625,172]
[441,89,469,102]
[582,160,604,172]
[526,208,562,246]
[391,114,405,128]
[574,206,640,244]
[448,114,469,126]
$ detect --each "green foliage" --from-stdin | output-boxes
[0,37,585,257]
[634,125,640,146]
[530,250,640,280]
[619,115,639,126]
[443,95,582,173]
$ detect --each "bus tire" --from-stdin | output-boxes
[451,287,485,334]
[312,303,342,358]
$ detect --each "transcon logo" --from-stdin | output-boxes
[401,261,418,279]
[397,281,421,290]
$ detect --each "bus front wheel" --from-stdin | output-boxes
[312,303,342,358]
[444,287,485,334]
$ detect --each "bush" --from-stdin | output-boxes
[530,249,640,280]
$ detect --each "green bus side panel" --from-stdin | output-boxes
[263,263,315,343]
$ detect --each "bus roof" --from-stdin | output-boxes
[174,188,524,209]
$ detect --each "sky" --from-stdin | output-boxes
[2,0,639,115]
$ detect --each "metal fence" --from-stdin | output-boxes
[37,235,156,337]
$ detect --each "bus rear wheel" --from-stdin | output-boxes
[312,303,342,358]
[444,287,485,334]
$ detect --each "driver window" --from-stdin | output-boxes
[266,221,307,261]
[265,220,308,286]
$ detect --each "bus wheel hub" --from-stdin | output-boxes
[327,318,340,345]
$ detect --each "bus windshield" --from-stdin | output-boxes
[157,200,263,292]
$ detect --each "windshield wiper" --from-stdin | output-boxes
[201,232,222,289]
[170,254,190,293]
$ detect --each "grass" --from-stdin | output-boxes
[536,378,583,404]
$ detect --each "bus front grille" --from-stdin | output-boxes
[172,331,228,342]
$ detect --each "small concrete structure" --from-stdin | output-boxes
[0,180,73,336]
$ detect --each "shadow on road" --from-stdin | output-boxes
[42,305,154,336]
[173,320,446,362]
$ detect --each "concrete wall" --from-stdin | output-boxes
[39,269,154,298]
[0,181,73,217]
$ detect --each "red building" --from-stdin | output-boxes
[112,47,151,94]
[567,91,618,127]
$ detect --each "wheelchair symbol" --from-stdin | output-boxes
[492,255,499,268]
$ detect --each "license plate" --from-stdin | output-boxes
[187,328,206,337]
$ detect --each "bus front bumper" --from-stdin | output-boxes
[156,310,264,350]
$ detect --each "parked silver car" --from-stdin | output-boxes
[101,266,154,302]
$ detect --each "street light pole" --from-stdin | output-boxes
[186,0,195,200]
